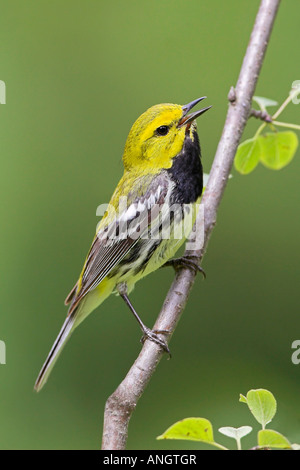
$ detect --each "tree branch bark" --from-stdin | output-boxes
[101,0,281,450]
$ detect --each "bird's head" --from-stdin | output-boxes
[123,97,211,172]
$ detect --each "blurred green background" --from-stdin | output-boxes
[0,0,299,450]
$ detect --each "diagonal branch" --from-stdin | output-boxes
[101,0,281,450]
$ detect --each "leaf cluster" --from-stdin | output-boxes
[235,86,300,174]
[157,389,300,450]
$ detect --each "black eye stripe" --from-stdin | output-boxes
[156,125,169,136]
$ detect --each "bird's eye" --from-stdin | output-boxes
[156,125,169,136]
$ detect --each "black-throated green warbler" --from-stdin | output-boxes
[34,97,211,391]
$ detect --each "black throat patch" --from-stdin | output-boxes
[167,130,203,204]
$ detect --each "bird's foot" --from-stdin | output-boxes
[163,255,206,279]
[140,327,171,356]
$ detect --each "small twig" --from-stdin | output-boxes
[272,87,299,120]
[249,108,273,122]
[272,120,300,131]
[101,0,281,450]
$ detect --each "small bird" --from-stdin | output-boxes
[34,97,211,391]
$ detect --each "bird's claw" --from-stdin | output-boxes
[140,327,171,356]
[163,256,206,279]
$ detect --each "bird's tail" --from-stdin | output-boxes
[34,312,76,392]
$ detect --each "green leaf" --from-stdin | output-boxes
[218,426,252,440]
[234,137,261,174]
[157,417,226,449]
[239,394,247,404]
[253,96,278,111]
[258,429,292,449]
[242,389,277,428]
[259,131,298,170]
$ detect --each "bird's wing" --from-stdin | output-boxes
[66,173,171,313]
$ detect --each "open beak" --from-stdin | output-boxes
[178,97,212,128]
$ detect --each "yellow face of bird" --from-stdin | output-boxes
[122,99,210,173]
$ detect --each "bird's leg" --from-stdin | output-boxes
[117,283,170,355]
[162,255,206,279]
